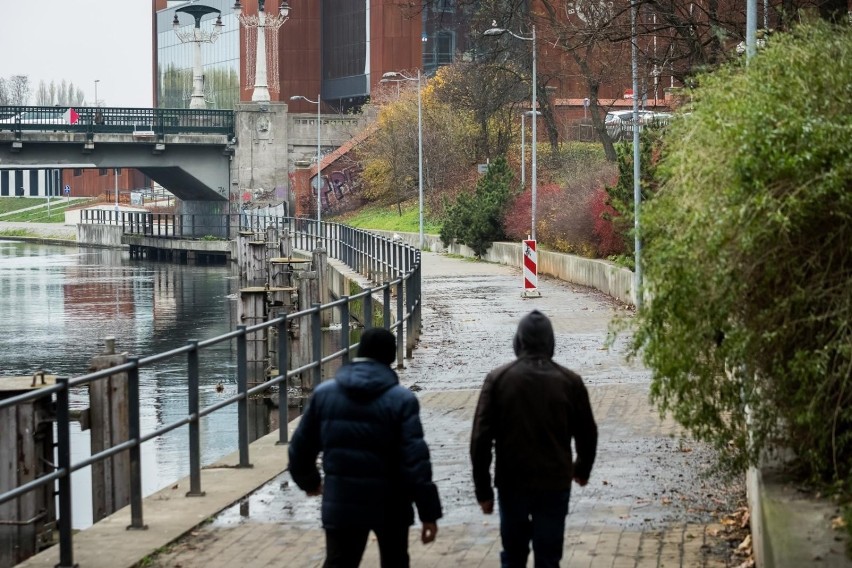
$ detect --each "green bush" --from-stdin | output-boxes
[440,156,515,258]
[625,21,852,481]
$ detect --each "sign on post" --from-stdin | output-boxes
[522,239,541,298]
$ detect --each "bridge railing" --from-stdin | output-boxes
[0,105,235,137]
[0,221,421,568]
[81,209,232,239]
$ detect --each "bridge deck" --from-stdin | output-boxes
[16,252,742,568]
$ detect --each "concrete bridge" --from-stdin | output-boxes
[0,105,368,217]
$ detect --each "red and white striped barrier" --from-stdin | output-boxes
[522,239,541,297]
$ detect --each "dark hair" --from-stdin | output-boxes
[357,328,396,365]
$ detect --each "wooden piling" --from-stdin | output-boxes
[294,270,318,391]
[238,288,269,388]
[0,374,56,567]
[312,247,331,326]
[88,337,131,524]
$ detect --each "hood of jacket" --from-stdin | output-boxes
[512,310,555,359]
[334,357,400,400]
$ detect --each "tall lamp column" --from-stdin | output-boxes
[234,1,291,103]
[173,6,224,109]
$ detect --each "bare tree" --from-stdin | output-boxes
[35,80,51,105]
[8,75,31,105]
[57,79,68,106]
[0,78,8,106]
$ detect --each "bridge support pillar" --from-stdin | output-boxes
[232,103,290,208]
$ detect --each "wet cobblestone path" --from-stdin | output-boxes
[150,252,746,567]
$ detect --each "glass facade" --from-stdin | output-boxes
[156,2,240,109]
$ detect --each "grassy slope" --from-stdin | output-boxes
[329,200,442,234]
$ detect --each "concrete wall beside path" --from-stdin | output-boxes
[371,230,637,306]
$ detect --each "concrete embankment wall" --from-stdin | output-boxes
[77,224,125,248]
[371,231,637,306]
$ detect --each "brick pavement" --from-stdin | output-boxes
[149,387,732,568]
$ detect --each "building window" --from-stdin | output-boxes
[436,31,455,66]
[114,168,122,175]
[73,169,82,176]
[436,0,454,11]
[99,168,108,176]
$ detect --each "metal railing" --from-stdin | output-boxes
[0,105,235,138]
[81,209,231,239]
[0,220,421,568]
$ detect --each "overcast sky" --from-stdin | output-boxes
[0,0,153,107]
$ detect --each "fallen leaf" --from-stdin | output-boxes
[832,516,847,530]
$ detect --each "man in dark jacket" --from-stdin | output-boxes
[471,309,598,568]
[289,327,442,568]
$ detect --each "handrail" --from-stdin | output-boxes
[0,105,235,138]
[0,217,421,567]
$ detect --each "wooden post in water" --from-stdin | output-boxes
[236,231,255,278]
[88,337,131,524]
[238,288,269,388]
[0,374,56,567]
[279,229,292,259]
[245,240,267,286]
[295,270,318,394]
[312,247,330,326]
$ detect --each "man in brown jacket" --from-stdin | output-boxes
[471,309,598,568]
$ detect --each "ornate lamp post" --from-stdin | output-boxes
[484,25,537,241]
[381,70,424,249]
[172,5,224,110]
[233,1,291,103]
[290,95,322,233]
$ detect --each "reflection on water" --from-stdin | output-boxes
[0,241,256,529]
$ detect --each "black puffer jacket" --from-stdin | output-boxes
[471,310,598,502]
[288,358,442,529]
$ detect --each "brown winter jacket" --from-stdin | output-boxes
[470,310,598,503]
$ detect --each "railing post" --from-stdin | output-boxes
[383,286,391,330]
[364,290,373,330]
[340,297,350,365]
[127,357,147,530]
[406,273,414,358]
[276,317,289,445]
[312,304,322,390]
[55,377,75,568]
[186,341,205,497]
[417,253,423,337]
[236,325,252,468]
[396,279,404,368]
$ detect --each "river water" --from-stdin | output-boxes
[0,240,248,529]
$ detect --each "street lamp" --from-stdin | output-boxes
[484,25,537,241]
[630,0,643,307]
[94,79,99,107]
[290,95,322,235]
[520,109,540,188]
[173,5,224,109]
[381,70,424,249]
[234,1,291,103]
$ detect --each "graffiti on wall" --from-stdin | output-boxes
[310,162,363,213]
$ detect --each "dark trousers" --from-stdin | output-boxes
[323,525,410,568]
[497,488,571,568]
